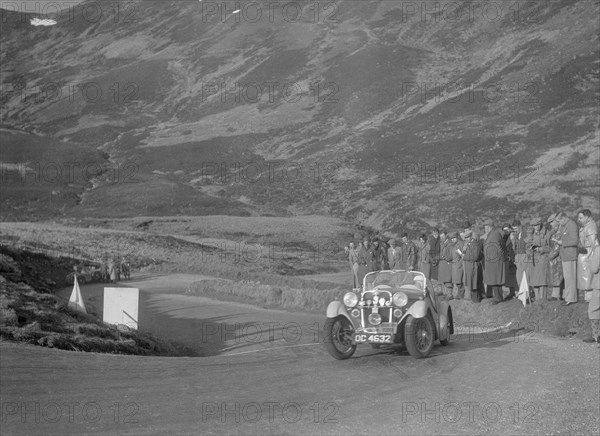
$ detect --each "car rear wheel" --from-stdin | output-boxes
[323,316,356,360]
[439,307,453,346]
[404,315,435,358]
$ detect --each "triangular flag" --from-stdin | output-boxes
[68,274,87,313]
[517,273,529,307]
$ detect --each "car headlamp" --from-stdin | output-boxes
[393,308,403,318]
[368,313,382,325]
[351,308,360,317]
[392,292,408,307]
[343,292,358,307]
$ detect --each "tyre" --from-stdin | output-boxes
[92,271,101,281]
[323,316,356,360]
[404,314,435,358]
[439,307,453,346]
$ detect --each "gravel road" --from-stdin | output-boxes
[1,273,598,435]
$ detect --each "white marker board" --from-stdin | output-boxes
[103,287,139,330]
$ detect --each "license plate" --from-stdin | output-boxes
[354,333,392,344]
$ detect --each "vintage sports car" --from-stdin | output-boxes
[324,270,453,359]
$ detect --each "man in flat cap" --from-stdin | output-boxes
[483,218,506,304]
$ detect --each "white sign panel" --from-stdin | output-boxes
[103,287,139,330]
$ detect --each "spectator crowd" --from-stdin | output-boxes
[345,209,600,345]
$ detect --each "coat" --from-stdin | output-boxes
[451,240,464,284]
[426,235,440,280]
[483,227,506,286]
[418,241,431,277]
[356,246,370,286]
[530,228,551,287]
[589,242,600,319]
[387,246,400,270]
[578,219,598,290]
[503,235,518,288]
[546,227,564,287]
[401,241,418,270]
[462,238,482,290]
[557,218,579,261]
[438,238,453,284]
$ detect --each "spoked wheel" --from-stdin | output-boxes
[323,316,356,360]
[404,315,435,358]
[439,307,453,346]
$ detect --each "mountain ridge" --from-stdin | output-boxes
[1,0,598,231]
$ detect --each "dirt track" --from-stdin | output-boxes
[1,273,599,435]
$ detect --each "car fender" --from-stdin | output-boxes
[404,300,429,318]
[326,301,355,326]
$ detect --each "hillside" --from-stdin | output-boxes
[1,0,598,231]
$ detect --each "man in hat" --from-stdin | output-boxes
[483,218,506,304]
[503,223,518,299]
[438,229,453,299]
[553,212,579,305]
[530,217,551,301]
[462,229,483,302]
[512,220,528,288]
[424,228,440,281]
[387,238,400,270]
[400,233,418,271]
[449,231,465,299]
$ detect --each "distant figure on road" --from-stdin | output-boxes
[109,260,117,283]
[100,261,108,282]
[121,257,130,280]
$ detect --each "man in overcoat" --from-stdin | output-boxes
[449,231,465,299]
[438,229,453,299]
[387,238,400,270]
[400,233,418,271]
[426,228,440,281]
[462,230,483,302]
[483,218,506,304]
[552,212,579,305]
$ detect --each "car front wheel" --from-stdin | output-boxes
[439,307,453,346]
[323,316,356,360]
[404,315,435,358]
